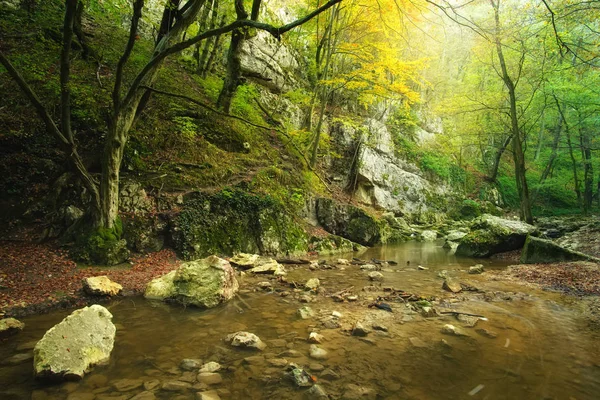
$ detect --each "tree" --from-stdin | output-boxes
[0,0,342,259]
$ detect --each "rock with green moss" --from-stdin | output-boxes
[0,318,25,339]
[315,198,382,246]
[170,190,310,259]
[456,214,538,258]
[73,219,130,266]
[144,256,239,308]
[309,234,363,255]
[520,236,600,264]
[33,305,115,381]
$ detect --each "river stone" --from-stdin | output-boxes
[199,361,221,373]
[113,378,143,391]
[249,260,286,276]
[442,278,462,293]
[343,384,377,400]
[308,332,325,344]
[420,230,437,241]
[352,321,370,336]
[180,358,203,371]
[441,324,466,336]
[0,317,25,338]
[288,367,313,387]
[307,384,328,399]
[144,256,239,308]
[162,380,192,391]
[520,235,600,264]
[297,306,315,319]
[305,278,320,291]
[468,265,485,274]
[476,328,498,338]
[33,305,116,381]
[197,372,222,385]
[360,264,379,271]
[309,344,328,360]
[196,390,221,400]
[229,253,260,269]
[446,230,468,242]
[456,214,538,257]
[83,276,123,296]
[367,271,384,281]
[225,331,266,350]
[130,391,156,400]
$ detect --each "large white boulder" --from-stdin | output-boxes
[33,305,115,381]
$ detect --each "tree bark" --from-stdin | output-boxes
[216,0,250,112]
[491,0,533,223]
[487,134,512,182]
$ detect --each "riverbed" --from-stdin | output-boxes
[1,241,599,399]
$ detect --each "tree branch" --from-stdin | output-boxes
[113,0,144,113]
[122,0,342,109]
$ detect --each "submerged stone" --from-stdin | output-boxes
[520,236,600,264]
[225,331,266,351]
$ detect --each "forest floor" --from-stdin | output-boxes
[0,241,179,318]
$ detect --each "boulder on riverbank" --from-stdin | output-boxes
[33,305,115,381]
[144,255,239,308]
[456,214,537,257]
[0,318,25,339]
[83,276,123,296]
[520,236,600,264]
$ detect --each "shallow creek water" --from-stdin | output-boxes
[1,241,600,400]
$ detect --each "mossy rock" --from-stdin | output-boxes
[315,198,382,246]
[456,214,537,258]
[520,236,600,264]
[71,219,130,266]
[169,189,309,259]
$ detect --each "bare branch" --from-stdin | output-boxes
[113,0,144,113]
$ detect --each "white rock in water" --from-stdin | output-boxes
[33,305,116,381]
[229,253,260,269]
[305,278,320,291]
[83,276,123,296]
[367,271,384,281]
[225,331,266,351]
[309,344,328,360]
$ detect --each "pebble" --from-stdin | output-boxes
[197,372,223,385]
[162,381,192,391]
[113,379,143,392]
[332,311,342,318]
[180,359,203,371]
[367,271,384,281]
[309,344,328,360]
[441,324,466,336]
[309,363,325,371]
[307,384,328,399]
[195,390,221,400]
[143,380,161,391]
[129,392,156,400]
[321,368,340,380]
[352,321,371,336]
[199,362,222,373]
[409,337,428,348]
[308,332,325,344]
[298,306,315,319]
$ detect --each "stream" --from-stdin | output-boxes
[1,241,599,399]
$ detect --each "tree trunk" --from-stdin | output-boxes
[216,0,253,112]
[565,126,582,204]
[579,123,593,213]
[491,0,533,223]
[202,19,225,77]
[487,134,512,182]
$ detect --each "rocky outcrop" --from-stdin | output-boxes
[83,276,123,296]
[33,305,116,381]
[328,119,454,220]
[520,236,600,264]
[144,256,239,308]
[170,190,308,260]
[456,214,538,257]
[315,198,382,246]
[0,318,25,339]
[240,31,301,93]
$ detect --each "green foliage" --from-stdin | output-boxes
[283,89,312,107]
[192,75,223,103]
[173,116,199,140]
[230,84,262,124]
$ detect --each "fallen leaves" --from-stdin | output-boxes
[503,262,600,296]
[0,241,180,316]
